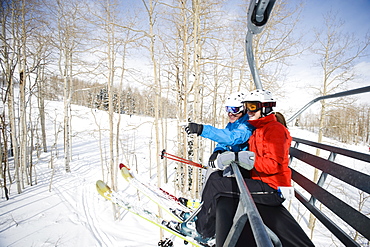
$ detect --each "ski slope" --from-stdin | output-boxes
[0,101,368,246]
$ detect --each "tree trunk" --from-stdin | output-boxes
[8,77,21,193]
[19,71,28,188]
[63,51,71,173]
[38,64,47,153]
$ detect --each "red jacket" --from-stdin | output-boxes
[248,114,292,190]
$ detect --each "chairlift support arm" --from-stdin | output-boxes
[246,0,276,90]
[287,85,370,124]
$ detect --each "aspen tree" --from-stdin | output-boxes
[52,0,87,172]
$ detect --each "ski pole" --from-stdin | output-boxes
[161,152,204,168]
[160,149,206,169]
[160,149,207,169]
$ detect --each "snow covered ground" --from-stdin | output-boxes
[0,101,368,247]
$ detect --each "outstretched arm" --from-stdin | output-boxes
[201,123,254,147]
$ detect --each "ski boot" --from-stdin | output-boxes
[170,208,197,222]
[162,220,213,246]
[180,221,212,245]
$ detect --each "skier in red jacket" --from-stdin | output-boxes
[245,89,292,190]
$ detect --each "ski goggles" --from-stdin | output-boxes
[245,102,276,112]
[225,106,243,114]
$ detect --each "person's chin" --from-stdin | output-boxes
[229,117,237,123]
[248,115,257,120]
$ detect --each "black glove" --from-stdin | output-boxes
[185,123,203,136]
[208,150,223,168]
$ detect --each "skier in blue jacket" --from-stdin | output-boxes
[185,92,255,167]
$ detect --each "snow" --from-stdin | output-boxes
[0,100,368,246]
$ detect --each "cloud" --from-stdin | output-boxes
[354,61,370,79]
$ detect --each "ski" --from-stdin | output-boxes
[96,180,213,246]
[119,163,191,221]
[120,163,181,202]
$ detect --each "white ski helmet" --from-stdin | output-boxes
[243,89,275,103]
[243,89,276,116]
[224,92,246,107]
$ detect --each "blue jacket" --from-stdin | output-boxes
[200,114,254,152]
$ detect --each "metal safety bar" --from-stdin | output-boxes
[222,162,281,247]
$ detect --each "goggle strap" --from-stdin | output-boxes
[261,102,276,107]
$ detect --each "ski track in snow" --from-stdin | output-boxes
[81,185,108,246]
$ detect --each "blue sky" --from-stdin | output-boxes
[298,0,370,41]
[280,0,370,110]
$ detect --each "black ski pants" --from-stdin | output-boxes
[196,170,314,247]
